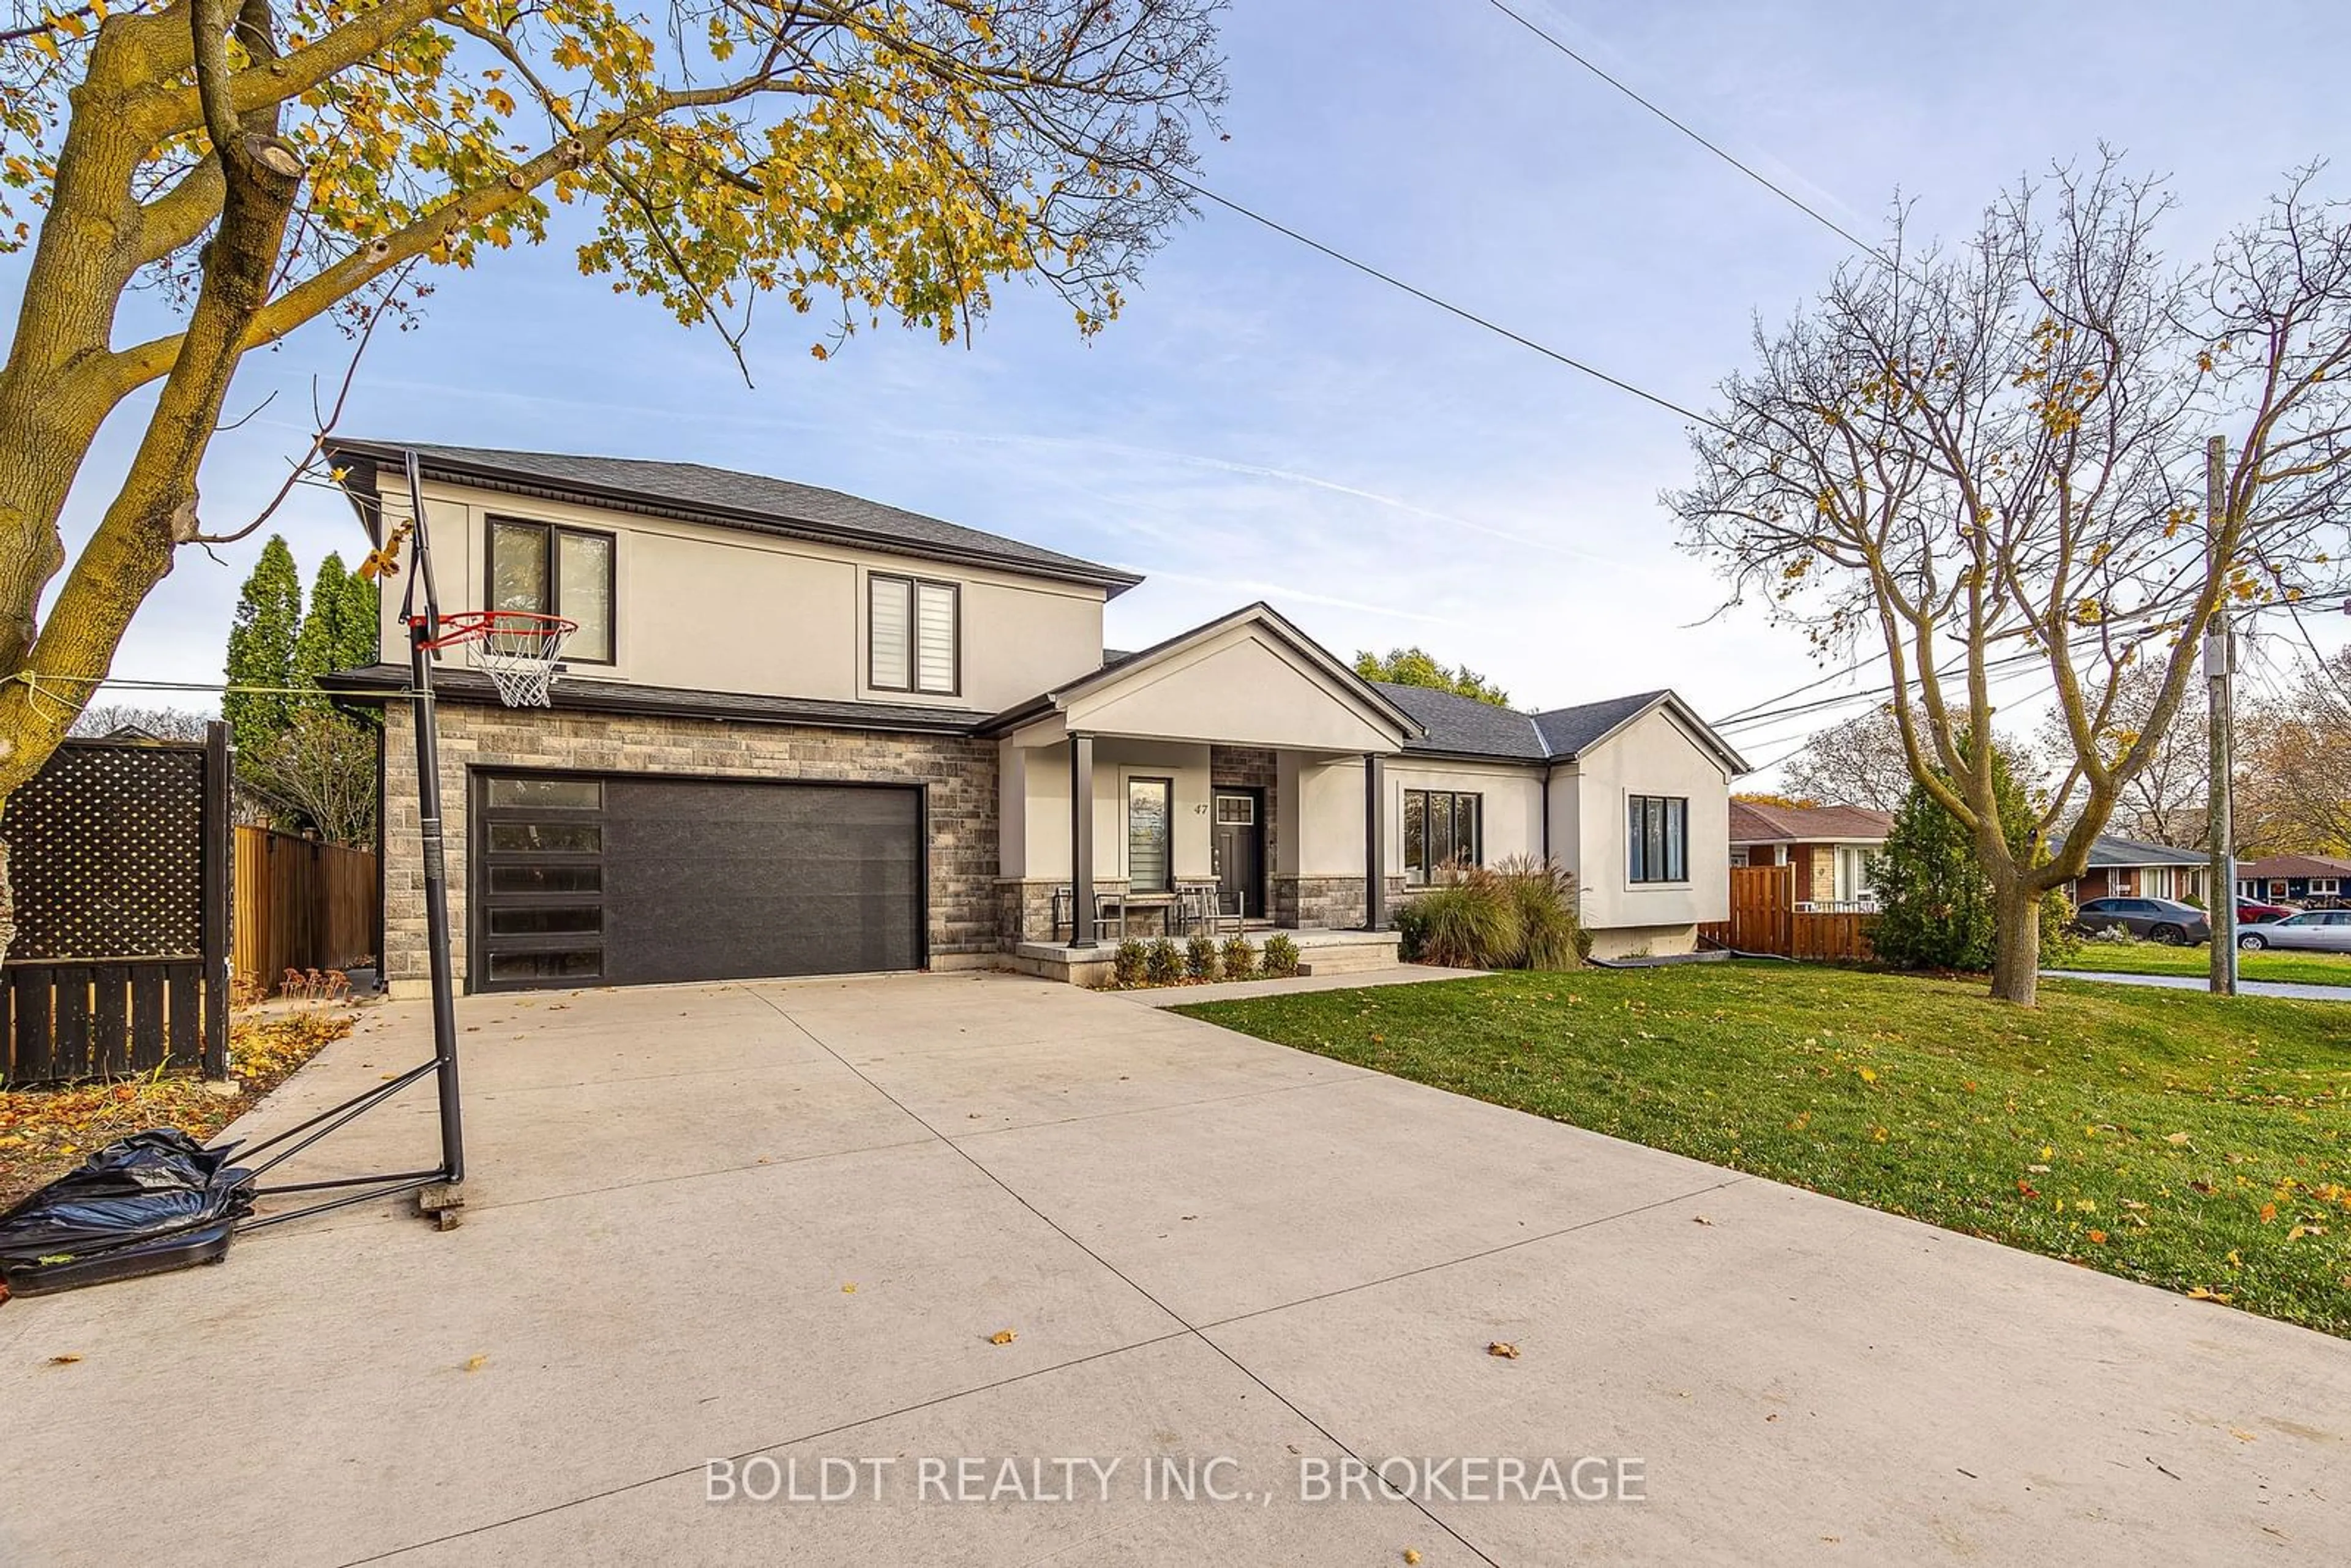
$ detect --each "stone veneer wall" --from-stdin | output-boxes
[382,700,997,989]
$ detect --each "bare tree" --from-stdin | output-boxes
[2031,664,2209,847]
[67,702,216,741]
[241,709,376,847]
[2238,643,2351,853]
[1670,158,2351,1003]
[1782,706,1920,812]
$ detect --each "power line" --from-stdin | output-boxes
[1480,0,1888,263]
[1169,173,1731,433]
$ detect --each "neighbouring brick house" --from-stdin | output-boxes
[328,442,1748,994]
[2058,836,2210,907]
[1727,800,1891,909]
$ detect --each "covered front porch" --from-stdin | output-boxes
[984,606,1423,981]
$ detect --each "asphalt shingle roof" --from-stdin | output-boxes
[1374,682,1548,759]
[1728,800,1894,843]
[1532,691,1670,757]
[329,440,1140,593]
[1370,683,1687,763]
[2083,835,2210,869]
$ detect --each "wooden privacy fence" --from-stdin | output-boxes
[1700,864,1877,962]
[233,827,378,991]
[2,727,230,1085]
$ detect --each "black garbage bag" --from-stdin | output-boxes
[0,1129,253,1297]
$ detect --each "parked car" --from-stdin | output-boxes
[2236,910,2351,952]
[2073,896,2212,944]
[2236,897,2295,925]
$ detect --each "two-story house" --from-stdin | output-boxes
[325,443,1747,994]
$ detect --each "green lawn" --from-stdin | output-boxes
[2050,940,2351,988]
[1179,964,2351,1337]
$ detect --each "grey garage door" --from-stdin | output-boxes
[471,772,924,991]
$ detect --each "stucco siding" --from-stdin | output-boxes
[1572,705,1734,936]
[367,468,1104,712]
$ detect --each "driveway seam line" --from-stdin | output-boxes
[740,986,1509,1568]
[335,1329,1204,1566]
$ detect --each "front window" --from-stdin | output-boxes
[1403,789,1482,886]
[1127,778,1172,893]
[1627,795,1688,883]
[489,518,615,662]
[869,573,958,696]
[2313,878,2341,896]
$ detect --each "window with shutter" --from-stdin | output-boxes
[868,573,958,695]
[915,582,956,694]
[868,575,911,690]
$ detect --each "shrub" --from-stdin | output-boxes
[1220,935,1258,980]
[1873,741,2074,972]
[1397,858,1588,970]
[1392,898,1431,962]
[1493,855,1585,970]
[1112,939,1149,988]
[1261,933,1300,977]
[1409,868,1522,968]
[1146,937,1183,986]
[1185,933,1221,981]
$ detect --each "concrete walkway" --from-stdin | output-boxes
[2,972,2346,1565]
[2047,968,2351,1002]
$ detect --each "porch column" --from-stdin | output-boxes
[1362,752,1387,930]
[1070,732,1097,948]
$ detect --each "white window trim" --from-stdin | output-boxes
[1624,790,1692,889]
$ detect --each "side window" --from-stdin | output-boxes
[868,573,958,696]
[487,517,615,662]
[1627,795,1689,883]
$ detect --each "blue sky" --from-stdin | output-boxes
[32,0,2351,770]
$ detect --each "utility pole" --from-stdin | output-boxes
[2205,435,2238,996]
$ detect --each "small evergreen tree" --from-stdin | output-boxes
[223,537,304,753]
[290,553,383,726]
[1873,743,2071,971]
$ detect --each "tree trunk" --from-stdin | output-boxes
[1989,883,2042,1005]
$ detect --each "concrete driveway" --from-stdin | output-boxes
[3,972,2346,1566]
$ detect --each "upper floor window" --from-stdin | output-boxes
[1403,789,1482,887]
[489,518,615,663]
[1628,794,1687,883]
[869,573,958,696]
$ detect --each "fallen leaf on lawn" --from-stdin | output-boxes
[2260,1203,2278,1224]
[2087,1229,2108,1245]
[2190,1180,2214,1195]
[2120,1198,2148,1210]
[462,1354,489,1372]
[1486,1341,1520,1359]
[988,1329,1017,1346]
[2028,1163,2051,1173]
[2165,1131,2192,1146]
[2076,1199,2096,1213]
[47,1353,81,1365]
[2186,1288,2233,1304]
[2041,1146,2053,1160]
[1871,1126,1888,1142]
[2286,1225,2309,1242]
[2017,1180,2040,1198]
[1858,1067,1877,1083]
[2227,1250,2243,1267]
[1403,1551,1422,1566]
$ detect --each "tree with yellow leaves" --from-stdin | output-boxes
[1669,157,2351,1003]
[0,0,1224,949]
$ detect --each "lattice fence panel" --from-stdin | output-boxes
[9,740,205,960]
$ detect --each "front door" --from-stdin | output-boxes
[1213,789,1264,919]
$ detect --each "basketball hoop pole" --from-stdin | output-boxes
[402,448,467,1195]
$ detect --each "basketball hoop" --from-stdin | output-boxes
[416,610,576,708]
